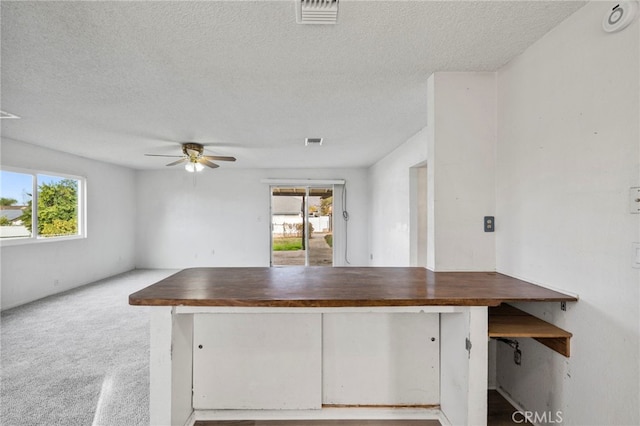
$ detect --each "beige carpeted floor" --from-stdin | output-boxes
[1,269,177,426]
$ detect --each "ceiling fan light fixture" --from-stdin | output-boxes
[185,161,204,173]
[145,142,235,171]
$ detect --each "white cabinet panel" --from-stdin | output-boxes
[322,313,439,405]
[440,307,488,426]
[193,313,322,410]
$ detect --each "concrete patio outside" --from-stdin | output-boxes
[272,233,333,266]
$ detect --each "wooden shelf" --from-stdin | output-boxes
[489,304,572,357]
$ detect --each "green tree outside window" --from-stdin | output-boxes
[22,179,78,237]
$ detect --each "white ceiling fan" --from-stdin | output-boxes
[145,143,236,172]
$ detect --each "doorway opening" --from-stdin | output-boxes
[410,163,428,267]
[270,186,333,266]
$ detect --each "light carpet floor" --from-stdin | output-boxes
[1,269,177,426]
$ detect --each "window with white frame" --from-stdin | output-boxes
[0,169,85,242]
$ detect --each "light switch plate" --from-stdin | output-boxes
[630,187,640,214]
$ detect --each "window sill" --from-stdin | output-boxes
[0,234,86,247]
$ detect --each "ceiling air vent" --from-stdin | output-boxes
[296,0,338,25]
[0,110,20,119]
[305,138,323,146]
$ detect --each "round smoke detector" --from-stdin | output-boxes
[603,1,639,33]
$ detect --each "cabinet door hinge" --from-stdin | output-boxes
[465,337,472,357]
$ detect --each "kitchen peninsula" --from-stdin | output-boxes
[129,267,576,426]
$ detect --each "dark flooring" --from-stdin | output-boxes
[488,390,520,426]
[196,390,518,426]
[197,422,438,426]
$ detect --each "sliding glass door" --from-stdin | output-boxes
[270,186,333,266]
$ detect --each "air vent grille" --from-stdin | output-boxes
[297,0,338,25]
[305,138,323,146]
[0,110,20,119]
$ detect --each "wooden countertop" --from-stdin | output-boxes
[128,267,577,308]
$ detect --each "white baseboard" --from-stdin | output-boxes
[193,407,442,422]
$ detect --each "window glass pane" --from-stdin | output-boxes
[36,174,79,238]
[307,188,333,266]
[0,171,33,239]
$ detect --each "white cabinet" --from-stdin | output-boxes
[150,306,488,426]
[192,312,439,409]
[323,313,439,405]
[193,313,322,409]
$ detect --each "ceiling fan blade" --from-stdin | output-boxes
[200,159,220,169]
[166,158,189,167]
[145,154,184,158]
[203,155,236,162]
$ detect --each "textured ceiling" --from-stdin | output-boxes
[1,1,585,170]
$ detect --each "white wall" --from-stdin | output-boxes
[0,139,136,309]
[135,168,369,268]
[495,2,639,425]
[368,128,427,266]
[427,72,497,272]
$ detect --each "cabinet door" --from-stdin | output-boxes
[440,307,488,426]
[322,312,440,405]
[193,313,322,410]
